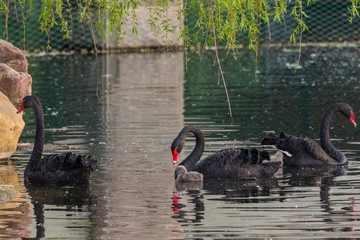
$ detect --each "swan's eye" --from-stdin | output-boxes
[350,111,357,127]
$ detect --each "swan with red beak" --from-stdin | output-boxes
[171,125,281,179]
[17,96,97,185]
[261,102,356,166]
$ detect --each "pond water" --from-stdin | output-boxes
[2,47,360,238]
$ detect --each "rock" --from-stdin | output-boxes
[0,40,30,159]
[0,92,25,159]
[0,40,32,108]
[0,63,32,109]
[0,39,28,73]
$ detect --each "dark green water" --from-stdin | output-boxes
[1,47,360,238]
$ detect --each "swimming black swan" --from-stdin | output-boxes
[171,125,282,179]
[17,96,98,185]
[261,103,356,166]
[176,165,203,182]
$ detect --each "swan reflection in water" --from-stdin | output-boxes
[171,165,355,233]
[172,177,280,224]
[281,165,359,233]
[23,183,96,239]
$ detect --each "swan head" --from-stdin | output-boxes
[171,137,183,165]
[172,148,180,165]
[176,165,187,176]
[17,96,40,113]
[350,111,356,127]
[335,103,356,127]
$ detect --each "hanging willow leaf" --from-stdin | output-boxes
[0,0,357,52]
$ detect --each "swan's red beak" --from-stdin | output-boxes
[172,148,179,165]
[17,100,25,114]
[350,111,356,127]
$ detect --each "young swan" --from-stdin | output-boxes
[176,165,203,182]
[270,151,284,163]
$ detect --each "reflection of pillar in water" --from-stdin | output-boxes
[91,52,185,238]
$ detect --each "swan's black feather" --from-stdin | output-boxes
[263,132,341,166]
[31,153,98,185]
[192,147,281,179]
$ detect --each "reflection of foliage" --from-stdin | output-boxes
[1,0,359,51]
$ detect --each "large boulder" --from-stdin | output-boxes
[0,39,28,73]
[0,40,32,108]
[0,92,25,159]
[0,63,32,109]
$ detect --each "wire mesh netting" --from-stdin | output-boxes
[0,1,101,52]
[186,0,360,46]
[1,0,359,52]
[263,0,360,43]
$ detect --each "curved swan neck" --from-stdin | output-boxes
[26,98,45,174]
[179,126,205,171]
[320,104,346,162]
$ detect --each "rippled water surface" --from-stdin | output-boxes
[2,47,360,238]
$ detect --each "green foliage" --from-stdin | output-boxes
[349,0,360,23]
[0,0,359,51]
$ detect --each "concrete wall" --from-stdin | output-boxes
[104,2,184,50]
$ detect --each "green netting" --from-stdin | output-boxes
[0,1,101,52]
[263,0,360,43]
[186,0,360,47]
[1,0,360,51]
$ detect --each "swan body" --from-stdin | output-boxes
[17,96,97,185]
[171,126,281,179]
[261,103,356,166]
[176,165,203,182]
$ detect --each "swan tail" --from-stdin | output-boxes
[261,132,277,145]
[63,153,98,171]
[238,148,270,165]
[80,154,98,172]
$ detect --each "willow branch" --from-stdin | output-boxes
[295,3,302,73]
[210,0,233,119]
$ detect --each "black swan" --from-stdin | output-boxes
[261,102,356,166]
[17,96,98,185]
[171,125,282,179]
[176,165,203,182]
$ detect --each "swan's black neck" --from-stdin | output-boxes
[178,126,205,171]
[320,103,347,163]
[25,98,45,175]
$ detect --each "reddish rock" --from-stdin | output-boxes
[0,39,28,73]
[0,63,32,108]
[0,40,32,108]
